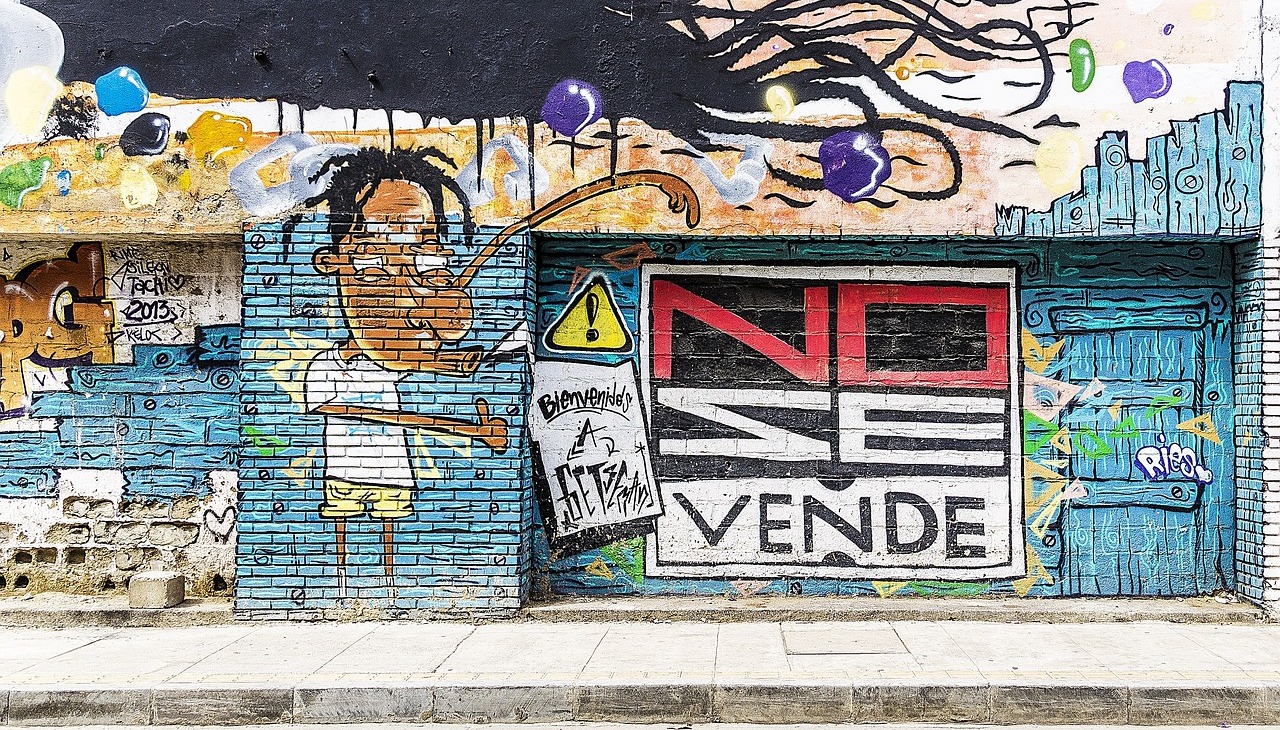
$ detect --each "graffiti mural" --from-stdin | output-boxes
[534,236,1235,599]
[237,159,699,614]
[0,241,241,597]
[0,0,1268,610]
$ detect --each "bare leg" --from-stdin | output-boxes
[382,519,395,578]
[335,520,347,570]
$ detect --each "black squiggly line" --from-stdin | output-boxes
[765,192,817,208]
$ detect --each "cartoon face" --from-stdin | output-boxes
[313,180,476,372]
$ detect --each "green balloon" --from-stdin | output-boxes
[1070,39,1096,92]
[0,157,52,210]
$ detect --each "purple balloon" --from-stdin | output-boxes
[542,79,603,137]
[1123,59,1173,103]
[819,131,891,203]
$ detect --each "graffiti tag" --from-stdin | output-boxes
[1134,435,1213,485]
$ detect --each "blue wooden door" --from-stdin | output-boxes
[1043,291,1233,595]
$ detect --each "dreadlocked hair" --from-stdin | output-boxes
[305,146,475,240]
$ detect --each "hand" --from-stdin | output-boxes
[475,399,509,453]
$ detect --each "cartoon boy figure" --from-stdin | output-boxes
[303,147,509,577]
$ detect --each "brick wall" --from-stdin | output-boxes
[235,216,533,617]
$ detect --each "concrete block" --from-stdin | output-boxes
[921,683,991,722]
[128,570,185,609]
[154,686,293,725]
[295,686,432,723]
[6,688,150,726]
[851,683,926,722]
[714,683,852,723]
[573,684,712,723]
[434,684,572,722]
[989,684,1127,725]
[1129,685,1277,725]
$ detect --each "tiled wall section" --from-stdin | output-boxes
[236,218,533,617]
[1234,238,1268,601]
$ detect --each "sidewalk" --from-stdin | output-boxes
[3,619,1280,726]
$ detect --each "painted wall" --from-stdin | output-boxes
[236,215,534,617]
[0,239,240,597]
[0,1,1266,609]
[533,238,1235,597]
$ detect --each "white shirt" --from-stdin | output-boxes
[304,346,415,488]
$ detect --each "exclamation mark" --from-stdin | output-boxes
[585,291,600,343]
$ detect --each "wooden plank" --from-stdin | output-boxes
[1216,81,1263,235]
[1097,132,1136,235]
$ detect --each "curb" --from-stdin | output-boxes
[0,595,1264,628]
[520,596,1266,625]
[0,603,233,629]
[1,681,1277,726]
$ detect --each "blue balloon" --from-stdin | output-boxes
[95,67,149,116]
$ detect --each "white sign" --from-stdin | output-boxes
[641,264,1023,580]
[531,360,662,540]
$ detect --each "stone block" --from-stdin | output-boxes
[295,686,433,723]
[989,684,1127,725]
[154,687,292,725]
[1129,685,1277,725]
[7,688,151,726]
[121,500,171,519]
[128,570,185,608]
[851,683,927,722]
[434,684,571,723]
[921,683,991,722]
[63,498,115,519]
[715,683,852,723]
[574,684,712,723]
[170,496,200,519]
[44,523,92,545]
[147,522,200,547]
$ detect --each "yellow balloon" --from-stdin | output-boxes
[4,66,63,137]
[120,162,159,209]
[1191,0,1217,20]
[765,85,795,120]
[1034,131,1084,195]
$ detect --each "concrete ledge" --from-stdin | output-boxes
[1128,684,1278,725]
[294,686,432,723]
[989,683,1129,725]
[572,684,713,723]
[523,595,1266,624]
[0,594,232,628]
[433,684,573,723]
[0,681,1277,725]
[6,687,150,726]
[714,681,852,723]
[1,593,1262,628]
[153,687,293,725]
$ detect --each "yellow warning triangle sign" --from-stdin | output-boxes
[544,275,634,353]
[1178,413,1222,445]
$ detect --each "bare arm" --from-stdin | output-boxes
[312,400,508,452]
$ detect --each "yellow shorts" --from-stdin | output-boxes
[320,479,414,520]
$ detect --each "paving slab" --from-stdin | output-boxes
[0,620,1277,725]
